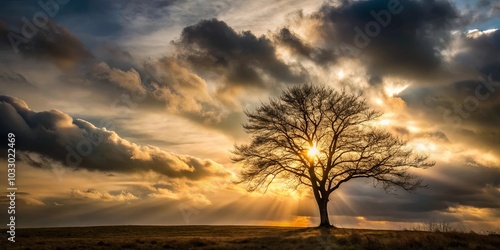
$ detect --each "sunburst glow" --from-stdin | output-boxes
[384,83,409,97]
[337,70,345,79]
[379,119,391,126]
[307,143,319,157]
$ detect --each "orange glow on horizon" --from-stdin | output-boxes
[263,216,312,227]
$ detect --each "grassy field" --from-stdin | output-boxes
[1,225,500,249]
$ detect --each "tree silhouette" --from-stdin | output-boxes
[232,84,434,228]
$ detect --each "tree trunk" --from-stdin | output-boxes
[317,198,332,228]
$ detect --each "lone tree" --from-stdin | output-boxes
[232,84,434,228]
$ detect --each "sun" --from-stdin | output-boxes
[307,143,319,158]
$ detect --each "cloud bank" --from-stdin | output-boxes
[0,95,228,179]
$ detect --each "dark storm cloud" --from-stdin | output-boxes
[453,29,500,71]
[174,18,307,89]
[391,29,500,160]
[0,21,93,69]
[382,27,500,160]
[0,95,228,179]
[332,162,500,223]
[274,28,336,65]
[309,0,459,80]
[400,69,500,154]
[421,163,500,209]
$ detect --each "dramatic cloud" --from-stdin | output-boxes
[139,57,248,137]
[146,58,222,119]
[91,62,147,96]
[0,21,93,69]
[312,0,459,81]
[71,188,140,202]
[0,95,228,179]
[274,27,335,65]
[330,160,500,228]
[174,18,308,92]
[453,29,500,71]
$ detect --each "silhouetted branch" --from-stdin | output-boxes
[232,84,435,226]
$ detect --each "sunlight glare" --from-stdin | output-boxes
[384,83,409,97]
[407,121,420,133]
[407,125,420,133]
[415,142,437,152]
[337,70,345,79]
[307,143,319,158]
[379,119,391,126]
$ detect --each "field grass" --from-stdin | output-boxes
[1,225,500,249]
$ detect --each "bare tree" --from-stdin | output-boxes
[232,84,434,228]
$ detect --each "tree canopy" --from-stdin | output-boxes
[232,84,434,227]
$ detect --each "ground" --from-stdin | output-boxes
[1,226,500,249]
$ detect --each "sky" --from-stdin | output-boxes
[0,0,499,231]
